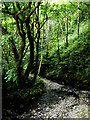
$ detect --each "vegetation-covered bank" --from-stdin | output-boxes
[2,76,46,119]
[39,4,90,90]
[40,20,89,90]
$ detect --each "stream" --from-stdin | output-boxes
[3,78,89,119]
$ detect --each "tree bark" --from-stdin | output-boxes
[70,12,73,33]
[57,28,60,62]
[59,19,63,40]
[38,26,44,76]
[25,19,34,80]
[77,1,80,37]
[46,20,49,57]
[66,15,68,47]
[34,5,40,81]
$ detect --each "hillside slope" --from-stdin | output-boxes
[41,20,90,90]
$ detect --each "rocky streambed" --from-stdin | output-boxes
[15,78,89,119]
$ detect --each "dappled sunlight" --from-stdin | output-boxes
[2,1,89,119]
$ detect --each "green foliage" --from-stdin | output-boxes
[6,76,46,100]
[30,77,46,96]
[5,68,17,83]
[41,13,89,89]
[2,1,90,98]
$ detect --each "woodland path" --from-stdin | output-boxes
[17,78,89,119]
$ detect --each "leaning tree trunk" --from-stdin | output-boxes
[38,26,44,76]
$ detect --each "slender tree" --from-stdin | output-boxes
[38,26,44,75]
[34,3,40,81]
[70,11,73,33]
[66,10,68,47]
[77,1,80,37]
[46,20,49,58]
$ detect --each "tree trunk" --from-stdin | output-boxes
[57,28,60,62]
[46,20,49,58]
[66,15,68,47]
[34,5,40,81]
[70,12,73,33]
[77,1,80,37]
[16,63,25,87]
[25,19,34,80]
[59,19,64,41]
[38,26,44,76]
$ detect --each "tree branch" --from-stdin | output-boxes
[83,3,90,7]
[2,3,14,15]
[70,2,88,13]
[23,44,30,58]
[19,21,26,64]
[2,25,19,62]
[16,2,32,16]
[24,2,41,22]
[40,15,51,29]
[9,37,19,61]
[14,15,23,37]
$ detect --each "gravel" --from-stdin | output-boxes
[17,78,89,119]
